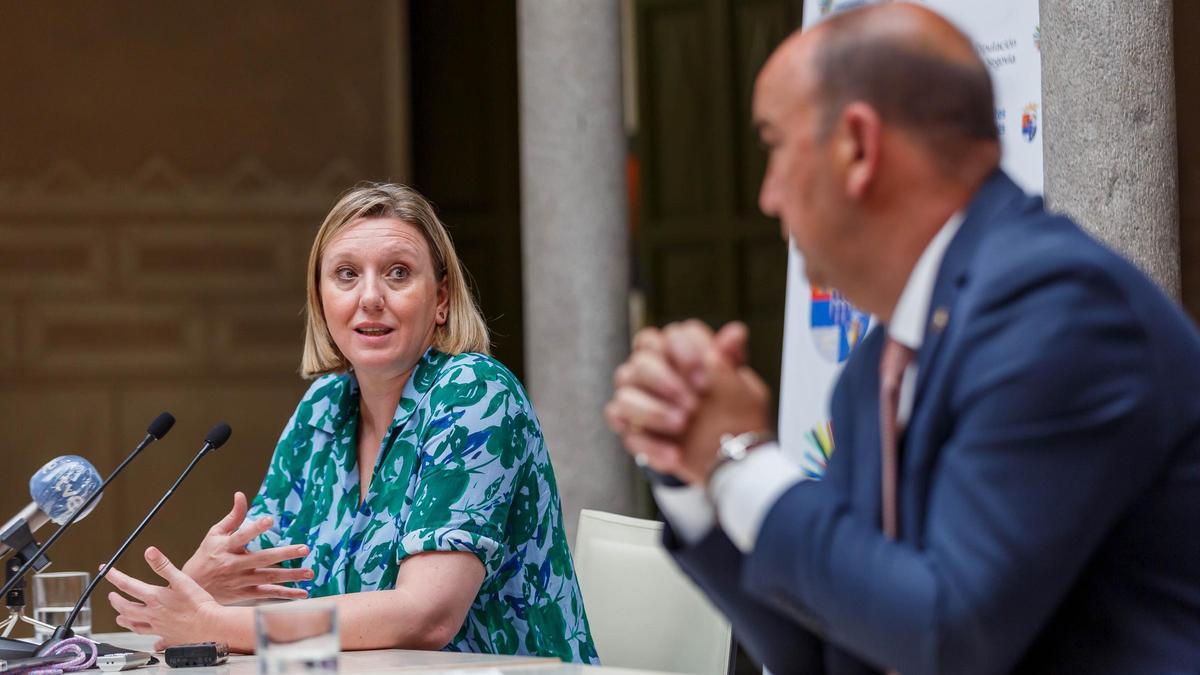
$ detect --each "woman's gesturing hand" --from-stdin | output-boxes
[181,491,313,604]
[108,547,230,651]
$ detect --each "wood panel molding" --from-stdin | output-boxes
[0,224,110,294]
[117,223,298,295]
[0,157,368,217]
[0,302,16,369]
[209,302,306,373]
[25,301,205,374]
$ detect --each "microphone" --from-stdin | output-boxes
[0,413,175,600]
[0,456,100,659]
[0,456,103,561]
[38,422,232,653]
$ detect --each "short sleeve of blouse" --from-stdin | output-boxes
[398,356,535,577]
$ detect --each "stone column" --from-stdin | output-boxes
[518,0,637,539]
[1041,1,1179,295]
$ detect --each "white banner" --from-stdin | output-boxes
[779,0,1043,473]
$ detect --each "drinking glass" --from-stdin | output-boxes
[255,602,338,674]
[32,571,89,640]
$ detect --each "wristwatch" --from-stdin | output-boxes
[709,430,776,480]
[636,430,776,488]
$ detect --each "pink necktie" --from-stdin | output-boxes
[879,337,915,540]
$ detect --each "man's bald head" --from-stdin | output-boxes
[752,3,1002,318]
[767,2,999,174]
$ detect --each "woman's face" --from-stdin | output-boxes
[319,217,448,382]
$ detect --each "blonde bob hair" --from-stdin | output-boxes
[301,183,490,378]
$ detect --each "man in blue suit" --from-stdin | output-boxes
[604,4,1200,673]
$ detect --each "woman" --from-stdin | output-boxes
[105,184,598,664]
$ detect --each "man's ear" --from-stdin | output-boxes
[835,102,882,200]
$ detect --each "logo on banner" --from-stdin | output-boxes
[1033,25,1041,52]
[1021,103,1039,142]
[810,287,870,363]
[799,421,836,480]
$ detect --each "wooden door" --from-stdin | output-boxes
[409,0,524,379]
[634,0,804,400]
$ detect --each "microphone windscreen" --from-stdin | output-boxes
[147,412,176,440]
[204,422,233,450]
[29,456,103,525]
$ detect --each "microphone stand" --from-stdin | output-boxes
[0,517,54,658]
[0,552,55,657]
[36,423,229,658]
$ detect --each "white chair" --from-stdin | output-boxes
[574,509,733,675]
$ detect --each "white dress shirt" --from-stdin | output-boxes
[655,213,965,551]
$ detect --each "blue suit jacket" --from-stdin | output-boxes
[667,171,1200,674]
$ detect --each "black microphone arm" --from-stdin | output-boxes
[0,412,175,602]
[38,422,232,653]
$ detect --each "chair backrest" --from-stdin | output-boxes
[573,509,733,675]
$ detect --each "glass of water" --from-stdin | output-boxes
[32,571,89,640]
[255,601,338,674]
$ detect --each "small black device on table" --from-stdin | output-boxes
[164,642,229,668]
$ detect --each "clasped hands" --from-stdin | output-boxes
[105,491,313,648]
[605,320,773,486]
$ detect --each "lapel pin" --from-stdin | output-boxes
[930,307,950,332]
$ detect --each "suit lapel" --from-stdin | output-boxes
[892,171,1029,541]
[911,171,1028,409]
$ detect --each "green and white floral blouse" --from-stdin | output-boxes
[246,349,598,664]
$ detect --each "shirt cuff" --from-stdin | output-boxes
[652,484,715,545]
[710,443,803,553]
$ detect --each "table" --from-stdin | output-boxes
[83,633,667,674]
